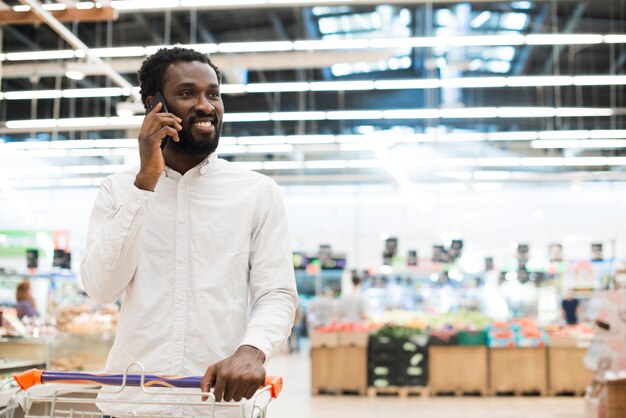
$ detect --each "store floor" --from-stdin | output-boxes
[266,340,585,418]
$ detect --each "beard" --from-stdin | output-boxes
[167,118,221,156]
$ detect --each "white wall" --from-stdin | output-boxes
[1,181,625,274]
[281,182,626,271]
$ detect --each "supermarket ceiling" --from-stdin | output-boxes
[0,0,625,189]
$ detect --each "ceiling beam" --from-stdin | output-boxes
[0,5,116,25]
[543,2,588,74]
[18,0,134,95]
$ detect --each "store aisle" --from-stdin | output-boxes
[265,341,585,418]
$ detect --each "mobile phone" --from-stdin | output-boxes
[145,91,172,148]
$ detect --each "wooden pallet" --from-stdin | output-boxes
[367,386,430,398]
[550,389,586,397]
[312,387,366,396]
[493,389,545,397]
[430,389,487,397]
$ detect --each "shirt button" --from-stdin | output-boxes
[176,334,182,342]
[179,218,185,224]
[178,258,185,264]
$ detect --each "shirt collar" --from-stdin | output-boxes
[163,152,218,178]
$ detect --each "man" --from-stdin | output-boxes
[81,47,298,416]
[562,289,582,325]
[340,274,367,324]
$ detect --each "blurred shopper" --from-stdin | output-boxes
[562,289,582,325]
[288,302,304,353]
[307,287,339,329]
[340,274,368,323]
[15,280,38,320]
[81,47,297,417]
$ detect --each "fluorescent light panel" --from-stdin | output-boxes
[3,33,625,63]
[6,75,626,102]
[4,107,621,131]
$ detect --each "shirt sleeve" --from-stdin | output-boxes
[80,177,155,304]
[239,180,298,360]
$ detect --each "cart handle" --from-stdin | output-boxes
[14,369,283,398]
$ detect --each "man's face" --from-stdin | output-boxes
[161,61,224,156]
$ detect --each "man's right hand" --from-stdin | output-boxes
[134,102,182,191]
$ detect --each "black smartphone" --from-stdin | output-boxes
[145,91,172,148]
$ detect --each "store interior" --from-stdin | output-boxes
[1,1,626,417]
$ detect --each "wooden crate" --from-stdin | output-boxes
[489,347,547,395]
[548,347,594,395]
[608,379,626,418]
[308,330,339,348]
[311,346,367,395]
[429,346,489,395]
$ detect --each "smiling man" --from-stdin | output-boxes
[81,47,298,417]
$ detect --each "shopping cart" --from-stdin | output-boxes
[13,362,283,418]
[0,398,17,418]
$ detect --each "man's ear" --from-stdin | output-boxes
[146,96,154,108]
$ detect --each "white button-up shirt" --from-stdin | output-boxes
[81,153,297,416]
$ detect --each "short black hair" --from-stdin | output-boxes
[137,47,223,108]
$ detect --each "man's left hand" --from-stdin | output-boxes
[200,345,266,402]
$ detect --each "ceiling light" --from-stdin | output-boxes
[218,41,293,53]
[531,139,626,149]
[538,130,589,140]
[246,82,309,93]
[526,34,603,45]
[271,112,325,121]
[590,130,626,139]
[6,119,57,129]
[181,0,266,5]
[90,47,147,58]
[507,76,573,86]
[310,81,374,91]
[76,2,96,10]
[221,84,247,94]
[487,131,538,141]
[246,145,294,153]
[327,110,383,120]
[440,78,506,88]
[3,90,62,100]
[573,75,626,85]
[497,107,556,117]
[57,117,109,128]
[63,87,126,98]
[304,160,348,169]
[65,70,85,80]
[473,171,512,180]
[478,158,521,167]
[441,108,498,118]
[293,39,369,50]
[556,108,614,117]
[110,0,178,10]
[471,11,492,29]
[6,50,76,61]
[448,35,525,46]
[604,35,626,43]
[374,79,440,89]
[287,135,336,144]
[522,157,565,167]
[238,136,286,145]
[223,113,272,122]
[383,109,440,119]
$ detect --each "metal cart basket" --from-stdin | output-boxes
[14,363,282,418]
[0,398,17,418]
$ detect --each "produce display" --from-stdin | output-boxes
[545,323,594,348]
[487,318,548,348]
